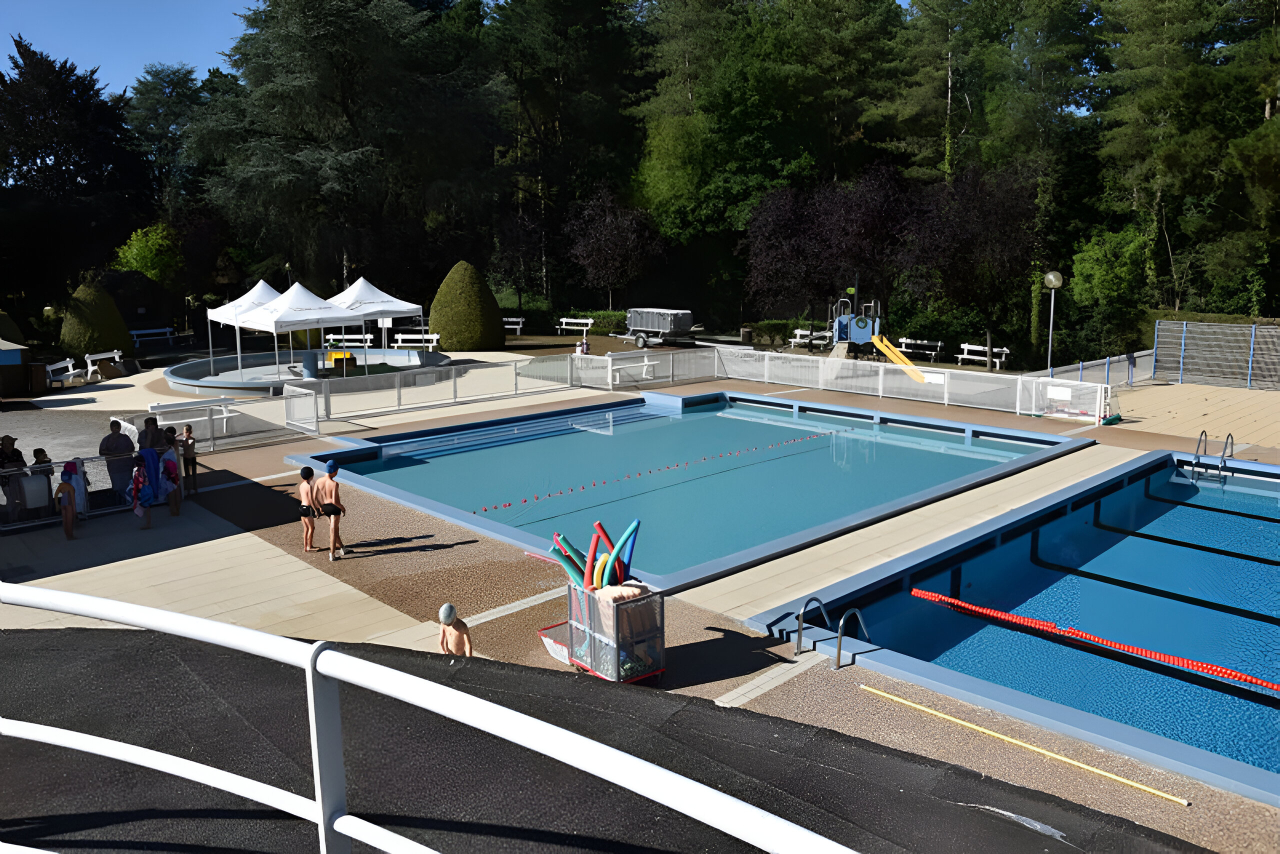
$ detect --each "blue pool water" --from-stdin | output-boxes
[870,466,1280,773]
[344,399,1043,578]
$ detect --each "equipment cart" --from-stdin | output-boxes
[615,308,698,349]
[539,584,665,683]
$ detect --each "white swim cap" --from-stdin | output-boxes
[439,603,456,625]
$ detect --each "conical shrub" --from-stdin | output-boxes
[429,261,503,351]
[0,310,24,345]
[61,276,133,357]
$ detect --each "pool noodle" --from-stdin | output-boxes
[601,520,640,587]
[619,519,640,580]
[554,533,586,570]
[592,521,615,553]
[548,546,585,588]
[585,533,600,582]
[594,553,609,589]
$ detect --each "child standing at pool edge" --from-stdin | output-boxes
[297,466,319,553]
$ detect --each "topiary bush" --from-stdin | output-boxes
[429,261,504,351]
[0,310,24,345]
[60,275,134,357]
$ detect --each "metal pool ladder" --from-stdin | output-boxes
[1191,430,1234,484]
[794,597,831,655]
[832,608,872,671]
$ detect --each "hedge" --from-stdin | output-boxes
[430,261,504,351]
[567,309,627,334]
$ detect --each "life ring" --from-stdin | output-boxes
[854,316,869,330]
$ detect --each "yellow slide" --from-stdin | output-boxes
[871,335,927,383]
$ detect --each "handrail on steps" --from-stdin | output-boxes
[795,596,832,656]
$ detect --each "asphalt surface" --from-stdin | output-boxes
[0,630,1203,854]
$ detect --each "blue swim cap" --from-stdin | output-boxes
[325,459,338,475]
[61,471,72,483]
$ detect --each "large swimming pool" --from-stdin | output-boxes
[797,453,1280,792]
[317,393,1071,586]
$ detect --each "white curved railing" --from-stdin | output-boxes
[0,582,856,854]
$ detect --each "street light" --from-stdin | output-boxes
[1045,271,1064,374]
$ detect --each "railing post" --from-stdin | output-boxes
[323,380,332,421]
[943,370,949,406]
[1015,376,1022,416]
[1179,321,1187,384]
[1096,384,1104,426]
[1152,322,1160,379]
[1247,325,1256,389]
[451,366,458,402]
[1105,356,1110,386]
[763,352,771,385]
[878,363,884,397]
[306,642,350,854]
[206,408,216,452]
[395,372,402,410]
[1078,361,1083,382]
[513,361,519,395]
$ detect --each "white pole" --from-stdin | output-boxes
[207,314,213,371]
[363,319,370,377]
[234,307,243,381]
[419,310,426,365]
[342,326,347,377]
[1047,288,1056,373]
[275,331,281,381]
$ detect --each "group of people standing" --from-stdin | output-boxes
[101,417,200,530]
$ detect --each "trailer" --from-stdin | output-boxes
[615,308,698,348]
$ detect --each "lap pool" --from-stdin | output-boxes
[298,392,1080,588]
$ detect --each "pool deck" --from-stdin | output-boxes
[5,371,1280,850]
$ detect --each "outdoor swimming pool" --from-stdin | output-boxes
[311,393,1075,587]
[788,453,1280,798]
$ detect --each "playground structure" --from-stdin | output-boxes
[831,296,926,383]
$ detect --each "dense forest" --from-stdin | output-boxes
[1,0,1277,368]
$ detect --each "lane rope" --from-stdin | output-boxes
[858,684,1190,806]
[911,588,1280,694]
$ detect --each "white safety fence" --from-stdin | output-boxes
[0,582,855,854]
[115,387,320,453]
[1021,350,1154,387]
[563,349,1109,423]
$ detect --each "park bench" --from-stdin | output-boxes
[45,359,86,389]
[557,318,594,337]
[897,338,944,363]
[503,317,525,336]
[84,350,124,381]
[324,333,374,348]
[957,343,1010,369]
[787,328,833,349]
[129,327,176,348]
[393,332,441,351]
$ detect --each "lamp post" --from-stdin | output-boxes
[1045,271,1063,375]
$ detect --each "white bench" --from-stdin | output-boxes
[897,339,944,362]
[788,328,833,349]
[84,350,124,381]
[148,398,237,434]
[393,332,440,351]
[45,358,86,388]
[957,343,1010,369]
[503,317,525,336]
[557,318,594,337]
[612,358,661,385]
[130,327,176,348]
[324,334,373,348]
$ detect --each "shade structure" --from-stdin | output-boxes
[327,276,421,319]
[236,282,366,333]
[207,280,281,326]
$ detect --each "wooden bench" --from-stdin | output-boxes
[45,358,86,389]
[897,338,944,363]
[787,328,833,349]
[129,327,176,348]
[324,334,373,348]
[957,343,1010,369]
[84,350,124,381]
[557,318,594,337]
[393,332,440,351]
[503,317,525,336]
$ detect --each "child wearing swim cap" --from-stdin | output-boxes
[437,603,472,657]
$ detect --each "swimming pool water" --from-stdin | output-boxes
[345,400,1041,578]
[880,468,1280,773]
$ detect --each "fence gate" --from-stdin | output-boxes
[283,385,320,434]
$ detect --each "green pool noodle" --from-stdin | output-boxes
[601,520,640,587]
[549,546,585,587]
[557,533,588,571]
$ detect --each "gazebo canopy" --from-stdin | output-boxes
[236,283,366,333]
[328,276,421,319]
[207,280,281,326]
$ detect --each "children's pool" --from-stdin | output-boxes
[329,393,1067,585]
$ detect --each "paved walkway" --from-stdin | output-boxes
[1114,382,1280,450]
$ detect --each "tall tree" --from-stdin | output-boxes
[566,188,663,309]
[126,62,202,210]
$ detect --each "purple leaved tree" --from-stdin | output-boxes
[566,189,662,310]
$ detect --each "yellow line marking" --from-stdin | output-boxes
[858,684,1190,806]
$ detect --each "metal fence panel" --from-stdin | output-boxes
[1022,350,1154,387]
[1,454,133,531]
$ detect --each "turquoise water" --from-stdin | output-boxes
[346,401,1039,577]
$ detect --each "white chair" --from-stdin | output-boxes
[557,318,594,336]
[503,317,525,336]
[84,350,124,381]
[45,359,86,389]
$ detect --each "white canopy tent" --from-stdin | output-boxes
[205,280,282,378]
[236,283,367,379]
[327,276,427,361]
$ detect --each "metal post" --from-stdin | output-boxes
[1046,288,1056,372]
[451,366,458,402]
[323,380,332,421]
[1105,356,1110,386]
[764,352,770,385]
[513,361,519,395]
[206,314,213,370]
[1078,361,1083,382]
[1096,384,1104,426]
[274,333,281,381]
[419,309,426,367]
[306,642,351,854]
[943,370,950,406]
[1179,321,1188,384]
[395,372,402,410]
[878,363,884,397]
[206,409,216,452]
[1015,376,1022,416]
[1247,324,1256,389]
[234,308,243,381]
[1152,321,1160,379]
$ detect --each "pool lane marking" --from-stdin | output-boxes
[467,588,565,627]
[714,652,824,708]
[857,685,1191,806]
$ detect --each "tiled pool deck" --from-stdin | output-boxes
[5,375,1279,849]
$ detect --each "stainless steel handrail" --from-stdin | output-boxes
[832,608,872,671]
[1218,433,1235,481]
[795,596,832,655]
[1192,430,1208,483]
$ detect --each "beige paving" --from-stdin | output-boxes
[1114,382,1280,448]
[678,443,1144,621]
[0,531,438,653]
[713,650,824,708]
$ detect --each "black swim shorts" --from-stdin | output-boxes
[321,503,341,517]
[300,505,313,518]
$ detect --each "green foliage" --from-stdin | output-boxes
[59,276,133,357]
[751,319,798,347]
[0,309,23,344]
[112,223,184,288]
[1070,227,1149,357]
[429,261,504,351]
[566,309,626,334]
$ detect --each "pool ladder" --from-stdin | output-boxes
[793,597,874,670]
[1191,431,1234,484]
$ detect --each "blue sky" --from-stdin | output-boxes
[0,0,250,94]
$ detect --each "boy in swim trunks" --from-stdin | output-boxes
[297,466,319,553]
[437,603,473,657]
[54,470,77,540]
[311,459,347,561]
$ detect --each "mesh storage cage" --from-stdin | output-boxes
[626,309,693,335]
[563,584,665,682]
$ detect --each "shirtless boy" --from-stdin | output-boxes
[297,466,320,553]
[311,459,347,561]
[437,603,473,657]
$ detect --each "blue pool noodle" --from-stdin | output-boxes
[619,519,641,577]
[601,520,640,587]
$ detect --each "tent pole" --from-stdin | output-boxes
[275,333,281,381]
[207,314,213,372]
[419,309,426,366]
[343,326,347,377]
[289,330,294,372]
[234,308,243,381]
[363,317,370,377]
[320,326,325,372]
